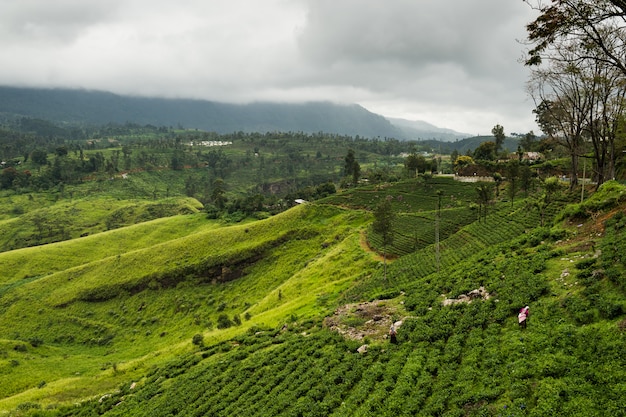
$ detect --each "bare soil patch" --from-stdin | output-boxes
[324,300,405,342]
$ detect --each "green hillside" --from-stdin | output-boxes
[0,123,625,417]
[0,176,624,416]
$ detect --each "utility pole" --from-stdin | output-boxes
[436,190,443,272]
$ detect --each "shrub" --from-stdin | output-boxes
[29,337,44,347]
[217,314,232,329]
[192,334,204,347]
[549,227,568,240]
[13,344,27,352]
[594,294,625,319]
[374,289,401,300]
[605,266,626,288]
[575,257,597,271]
[563,295,597,324]
[16,402,41,411]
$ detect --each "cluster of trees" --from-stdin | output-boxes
[404,151,438,177]
[524,0,626,189]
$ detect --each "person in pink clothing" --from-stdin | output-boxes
[389,324,397,343]
[518,306,530,328]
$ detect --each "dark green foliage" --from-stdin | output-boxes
[474,140,497,161]
[372,197,395,247]
[192,333,204,347]
[601,210,626,290]
[54,301,626,417]
[13,344,27,352]
[16,402,41,412]
[28,337,44,348]
[217,314,233,329]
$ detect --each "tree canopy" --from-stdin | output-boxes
[524,0,626,74]
[491,124,505,153]
[524,0,626,188]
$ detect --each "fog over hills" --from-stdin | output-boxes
[0,86,469,141]
[386,117,471,141]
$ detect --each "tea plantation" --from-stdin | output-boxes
[0,178,625,416]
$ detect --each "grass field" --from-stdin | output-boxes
[0,202,375,411]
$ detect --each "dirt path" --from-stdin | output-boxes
[359,230,398,263]
[359,230,388,262]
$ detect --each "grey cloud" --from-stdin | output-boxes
[297,0,525,71]
[0,0,123,43]
[299,0,526,76]
[0,0,539,134]
[293,0,537,131]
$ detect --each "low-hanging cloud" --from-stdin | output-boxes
[0,0,539,134]
[0,0,124,43]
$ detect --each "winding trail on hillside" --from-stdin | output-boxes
[359,230,393,263]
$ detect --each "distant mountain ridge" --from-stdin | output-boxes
[386,117,471,141]
[0,86,405,139]
[0,86,469,141]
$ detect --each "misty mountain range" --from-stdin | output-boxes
[387,118,471,142]
[0,86,470,141]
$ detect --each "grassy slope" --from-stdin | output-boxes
[0,203,373,411]
[0,193,204,252]
[37,184,624,417]
[0,180,625,416]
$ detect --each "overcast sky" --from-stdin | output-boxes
[0,0,539,135]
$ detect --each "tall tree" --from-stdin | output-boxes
[344,148,361,186]
[476,183,494,222]
[473,141,497,161]
[520,131,537,152]
[524,0,626,188]
[372,198,395,281]
[491,124,506,154]
[520,164,534,196]
[344,148,357,177]
[352,160,361,186]
[30,149,48,165]
[404,152,427,178]
[528,45,591,190]
[506,160,521,206]
[528,39,626,188]
[211,178,227,210]
[584,53,626,184]
[450,149,459,167]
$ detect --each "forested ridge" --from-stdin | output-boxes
[0,86,403,139]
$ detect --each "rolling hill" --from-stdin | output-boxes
[0,173,625,416]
